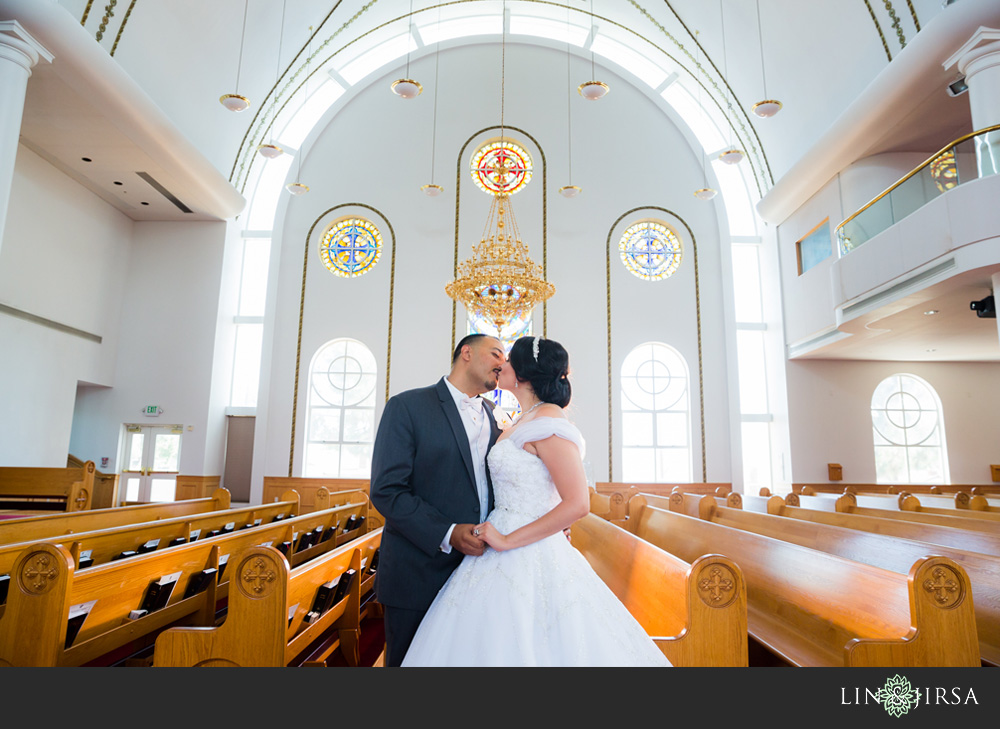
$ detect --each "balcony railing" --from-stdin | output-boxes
[836,125,1000,256]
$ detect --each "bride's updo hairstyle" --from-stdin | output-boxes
[509,336,571,408]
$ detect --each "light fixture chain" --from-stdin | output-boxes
[755,0,768,98]
[235,0,249,92]
[430,5,441,183]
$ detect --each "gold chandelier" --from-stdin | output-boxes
[445,192,554,333]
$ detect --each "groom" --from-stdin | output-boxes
[370,333,505,666]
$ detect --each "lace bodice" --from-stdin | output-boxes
[486,417,585,531]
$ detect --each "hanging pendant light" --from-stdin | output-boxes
[717,1,743,165]
[751,0,782,117]
[257,1,287,158]
[578,0,608,100]
[422,5,443,195]
[693,33,716,201]
[286,182,310,195]
[561,9,581,198]
[220,0,251,111]
[392,0,422,98]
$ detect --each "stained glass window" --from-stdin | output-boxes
[470,140,533,196]
[620,342,691,482]
[304,338,377,478]
[319,218,382,278]
[871,374,949,485]
[619,221,683,281]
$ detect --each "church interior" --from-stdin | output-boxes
[0,0,999,671]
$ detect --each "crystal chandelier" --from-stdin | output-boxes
[446,192,555,333]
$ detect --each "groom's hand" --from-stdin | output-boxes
[450,523,486,556]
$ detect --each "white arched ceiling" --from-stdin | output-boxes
[237,2,767,238]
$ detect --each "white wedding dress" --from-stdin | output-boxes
[401,417,672,667]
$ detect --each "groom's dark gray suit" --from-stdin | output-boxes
[370,377,501,665]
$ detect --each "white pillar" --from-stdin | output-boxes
[0,20,51,252]
[944,27,1000,177]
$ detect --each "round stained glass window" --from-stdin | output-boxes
[319,218,383,278]
[470,140,533,196]
[619,221,683,281]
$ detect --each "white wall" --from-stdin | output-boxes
[69,220,229,476]
[0,145,132,465]
[785,358,1000,485]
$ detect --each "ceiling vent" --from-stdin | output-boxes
[136,172,193,213]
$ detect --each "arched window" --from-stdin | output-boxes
[620,342,691,482]
[871,374,949,484]
[304,339,377,478]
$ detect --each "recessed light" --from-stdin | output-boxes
[81,157,92,162]
[923,310,939,315]
[926,348,936,353]
[140,202,149,206]
[113,181,123,186]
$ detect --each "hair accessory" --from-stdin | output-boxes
[532,336,541,362]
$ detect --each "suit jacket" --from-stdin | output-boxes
[369,377,501,611]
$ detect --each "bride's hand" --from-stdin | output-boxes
[474,522,509,552]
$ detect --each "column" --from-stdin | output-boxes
[944,28,1000,177]
[0,20,52,251]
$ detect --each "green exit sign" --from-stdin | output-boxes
[144,405,161,416]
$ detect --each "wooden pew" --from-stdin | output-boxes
[794,483,1000,497]
[785,493,1000,540]
[67,455,119,509]
[0,462,96,513]
[571,512,747,666]
[625,496,981,667]
[153,528,382,667]
[0,501,370,667]
[0,490,314,577]
[706,494,1000,666]
[262,477,383,529]
[0,488,232,547]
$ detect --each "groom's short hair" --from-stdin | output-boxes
[452,333,490,364]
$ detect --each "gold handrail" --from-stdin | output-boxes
[835,124,1000,236]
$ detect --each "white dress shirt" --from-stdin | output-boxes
[440,376,491,553]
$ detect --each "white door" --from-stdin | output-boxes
[120,424,183,502]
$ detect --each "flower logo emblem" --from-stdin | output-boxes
[877,675,919,717]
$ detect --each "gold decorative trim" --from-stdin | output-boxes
[110,0,138,57]
[95,0,118,43]
[451,125,547,355]
[905,0,920,32]
[882,0,906,49]
[605,206,705,483]
[921,564,964,609]
[836,125,1000,236]
[697,563,738,608]
[81,0,96,26]
[863,0,893,62]
[289,203,397,477]
[19,552,59,595]
[238,553,279,599]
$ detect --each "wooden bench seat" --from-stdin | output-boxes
[263,477,384,529]
[779,494,1000,548]
[0,501,371,667]
[571,512,747,666]
[625,496,980,667]
[153,528,382,667]
[0,462,96,513]
[701,494,1000,666]
[0,488,232,548]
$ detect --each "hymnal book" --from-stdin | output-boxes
[295,531,316,553]
[322,526,337,542]
[366,548,380,575]
[311,578,340,615]
[77,550,93,569]
[332,569,356,605]
[254,518,263,527]
[139,572,179,613]
[183,567,217,599]
[303,610,320,624]
[169,536,187,547]
[65,599,96,648]
[206,529,220,538]
[112,550,137,561]
[189,529,201,542]
[127,609,148,621]
[223,522,235,533]
[259,541,273,548]
[217,554,230,582]
[276,541,292,557]
[138,539,160,554]
[287,603,299,627]
[272,513,286,523]
[343,515,358,533]
[355,515,366,531]
[312,525,324,542]
[0,574,9,606]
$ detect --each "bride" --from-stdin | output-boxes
[401,336,671,667]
